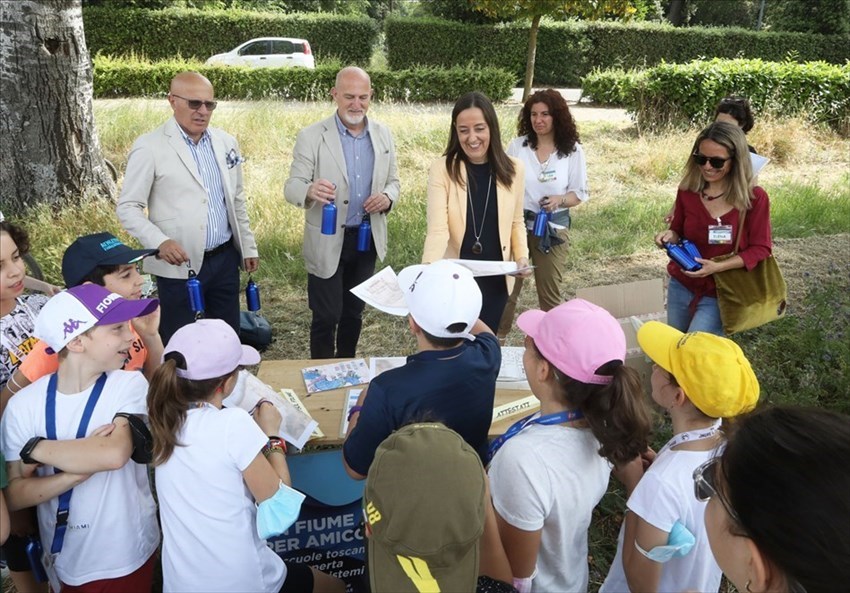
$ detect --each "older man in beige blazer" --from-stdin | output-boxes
[117,71,258,343]
[285,67,400,359]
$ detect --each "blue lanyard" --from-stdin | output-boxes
[45,372,107,555]
[488,409,584,463]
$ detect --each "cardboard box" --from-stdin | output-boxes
[576,278,667,396]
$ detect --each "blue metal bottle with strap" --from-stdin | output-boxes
[321,201,337,235]
[357,215,371,252]
[246,276,261,311]
[186,267,205,318]
[533,209,550,237]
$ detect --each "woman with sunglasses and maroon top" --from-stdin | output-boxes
[655,121,773,336]
[698,406,850,593]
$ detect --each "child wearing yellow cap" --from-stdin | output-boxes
[600,321,759,593]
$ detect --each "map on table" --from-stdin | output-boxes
[302,359,370,394]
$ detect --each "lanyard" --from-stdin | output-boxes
[657,419,722,457]
[45,372,107,555]
[488,409,584,463]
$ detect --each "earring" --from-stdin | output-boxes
[746,580,753,593]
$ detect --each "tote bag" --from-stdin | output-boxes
[712,209,787,335]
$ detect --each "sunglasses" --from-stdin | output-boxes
[692,154,732,169]
[171,93,218,111]
[693,457,740,523]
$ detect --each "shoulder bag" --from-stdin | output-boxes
[712,208,787,335]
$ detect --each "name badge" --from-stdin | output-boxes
[537,169,556,183]
[708,224,733,244]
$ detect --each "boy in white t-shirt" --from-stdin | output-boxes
[600,322,759,593]
[1,284,161,592]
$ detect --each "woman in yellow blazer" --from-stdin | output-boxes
[423,92,530,334]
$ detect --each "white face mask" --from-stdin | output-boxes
[256,482,306,540]
[634,520,696,563]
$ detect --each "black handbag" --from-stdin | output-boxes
[240,310,272,350]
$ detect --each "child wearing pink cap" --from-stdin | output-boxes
[147,319,344,593]
[488,299,652,593]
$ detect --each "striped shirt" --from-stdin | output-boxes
[334,113,375,226]
[177,126,232,250]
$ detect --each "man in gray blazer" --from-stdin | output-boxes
[117,71,259,343]
[285,66,400,359]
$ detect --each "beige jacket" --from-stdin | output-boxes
[116,118,258,279]
[422,156,529,291]
[283,114,400,279]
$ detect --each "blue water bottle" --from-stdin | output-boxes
[186,267,205,319]
[664,242,702,272]
[681,238,702,261]
[246,277,261,312]
[533,209,550,237]
[321,201,337,235]
[357,215,371,252]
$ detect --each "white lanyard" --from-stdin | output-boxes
[657,418,722,456]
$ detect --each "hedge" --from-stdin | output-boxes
[384,16,850,86]
[83,7,378,65]
[582,59,850,133]
[92,56,515,103]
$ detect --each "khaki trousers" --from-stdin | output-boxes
[498,228,570,339]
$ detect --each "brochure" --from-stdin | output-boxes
[302,359,370,394]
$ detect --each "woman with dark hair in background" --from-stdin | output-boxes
[497,89,588,340]
[714,95,757,153]
[422,91,530,333]
[656,121,773,336]
[699,406,850,593]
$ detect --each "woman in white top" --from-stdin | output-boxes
[488,299,651,593]
[498,89,589,339]
[147,319,343,593]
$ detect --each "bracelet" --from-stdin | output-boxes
[20,436,45,465]
[262,436,286,457]
[347,405,363,422]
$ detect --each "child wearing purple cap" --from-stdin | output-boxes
[488,299,652,593]
[147,319,344,593]
[1,284,161,592]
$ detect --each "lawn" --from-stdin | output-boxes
[13,97,850,591]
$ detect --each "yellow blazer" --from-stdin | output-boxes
[422,156,529,291]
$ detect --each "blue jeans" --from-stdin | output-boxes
[666,277,724,336]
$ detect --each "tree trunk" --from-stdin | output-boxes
[0,0,114,213]
[521,13,541,103]
[667,0,685,26]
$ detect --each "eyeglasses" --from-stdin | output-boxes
[170,93,217,111]
[693,457,740,523]
[692,154,732,169]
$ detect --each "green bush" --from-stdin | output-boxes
[83,7,377,65]
[582,59,850,134]
[384,16,850,86]
[92,56,515,102]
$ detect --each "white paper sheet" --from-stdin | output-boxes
[224,371,319,450]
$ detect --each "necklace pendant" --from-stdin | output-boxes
[472,241,483,255]
[537,172,548,182]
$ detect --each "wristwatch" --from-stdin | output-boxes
[20,436,46,465]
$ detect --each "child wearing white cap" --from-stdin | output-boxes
[343,260,500,479]
[147,319,344,593]
[1,284,161,592]
[488,299,652,593]
[600,321,759,593]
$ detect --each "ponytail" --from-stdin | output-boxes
[146,353,234,465]
[555,362,652,466]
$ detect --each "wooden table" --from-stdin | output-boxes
[258,358,537,447]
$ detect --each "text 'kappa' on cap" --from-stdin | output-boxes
[34,283,159,353]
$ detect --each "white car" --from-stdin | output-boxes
[205,37,315,69]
